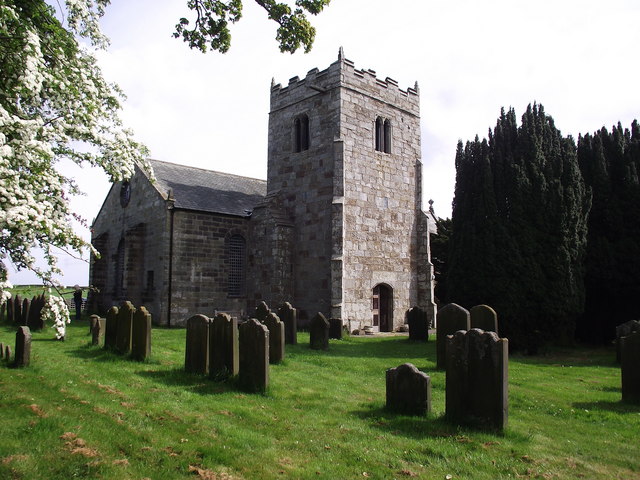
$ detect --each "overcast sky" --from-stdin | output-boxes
[8,0,640,286]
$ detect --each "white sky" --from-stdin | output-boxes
[8,0,640,286]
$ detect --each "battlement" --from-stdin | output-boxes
[270,48,420,115]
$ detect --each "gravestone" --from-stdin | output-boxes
[131,306,152,361]
[264,312,285,364]
[13,295,22,325]
[616,320,640,363]
[309,312,330,350]
[446,328,508,430]
[185,314,210,374]
[115,301,135,355]
[470,305,498,334]
[5,344,12,362]
[209,312,239,378]
[436,303,470,369]
[621,331,640,404]
[91,317,105,346]
[0,342,4,359]
[27,295,45,331]
[329,318,343,340]
[104,306,118,350]
[21,297,30,326]
[238,318,269,393]
[6,297,13,324]
[89,314,100,335]
[386,363,431,415]
[407,306,429,342]
[14,326,32,368]
[277,302,297,345]
[254,301,271,322]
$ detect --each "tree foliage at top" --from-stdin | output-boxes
[0,0,149,292]
[448,105,591,351]
[577,121,640,343]
[174,0,332,53]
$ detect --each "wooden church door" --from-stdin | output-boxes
[372,284,393,332]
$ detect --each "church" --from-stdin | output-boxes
[89,51,437,330]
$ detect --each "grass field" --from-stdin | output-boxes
[0,318,638,480]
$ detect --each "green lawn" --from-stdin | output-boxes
[0,319,638,480]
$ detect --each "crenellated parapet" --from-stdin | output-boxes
[270,48,420,116]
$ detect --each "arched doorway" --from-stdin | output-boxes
[372,284,393,332]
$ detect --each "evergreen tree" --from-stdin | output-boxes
[430,216,451,304]
[448,105,590,351]
[577,121,640,343]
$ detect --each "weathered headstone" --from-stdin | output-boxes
[13,295,22,325]
[470,305,498,334]
[131,306,152,361]
[309,312,330,350]
[264,312,285,364]
[115,301,135,355]
[407,306,429,342]
[621,331,640,404]
[21,297,30,326]
[277,302,297,345]
[6,297,13,324]
[14,326,32,368]
[446,328,508,430]
[104,306,118,350]
[386,363,431,416]
[27,295,45,331]
[0,342,4,359]
[238,318,269,393]
[436,303,470,369]
[91,317,105,346]
[209,312,239,378]
[89,314,100,335]
[185,314,211,374]
[254,301,271,323]
[1,302,5,323]
[616,320,640,363]
[329,318,343,340]
[5,344,12,362]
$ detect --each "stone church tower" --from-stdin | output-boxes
[248,50,436,330]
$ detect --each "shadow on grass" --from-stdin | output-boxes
[67,343,162,364]
[299,336,435,360]
[573,400,640,414]
[136,367,247,396]
[352,404,515,441]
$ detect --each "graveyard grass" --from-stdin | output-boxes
[1,321,638,480]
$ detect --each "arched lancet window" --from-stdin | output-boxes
[115,238,125,298]
[375,116,392,154]
[294,114,310,152]
[227,234,246,297]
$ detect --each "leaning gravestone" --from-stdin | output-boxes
[446,328,508,430]
[278,302,297,345]
[104,306,119,350]
[264,312,285,364]
[238,318,269,393]
[115,301,135,355]
[254,301,271,322]
[329,318,343,340]
[470,305,498,334]
[436,303,470,369]
[407,306,429,342]
[185,314,210,374]
[14,326,32,368]
[91,317,105,346]
[309,312,330,350]
[621,331,640,404]
[209,312,239,378]
[616,320,640,363]
[131,306,152,361]
[386,363,431,416]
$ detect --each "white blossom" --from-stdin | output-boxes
[41,294,71,340]
[0,1,150,300]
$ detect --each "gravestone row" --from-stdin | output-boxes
[253,301,298,346]
[3,294,46,331]
[104,301,151,361]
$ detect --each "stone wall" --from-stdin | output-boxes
[90,164,169,323]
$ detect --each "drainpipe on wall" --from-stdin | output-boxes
[166,189,175,327]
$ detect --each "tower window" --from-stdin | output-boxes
[375,116,391,154]
[294,114,310,152]
[227,234,246,297]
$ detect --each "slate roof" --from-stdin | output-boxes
[147,159,267,217]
